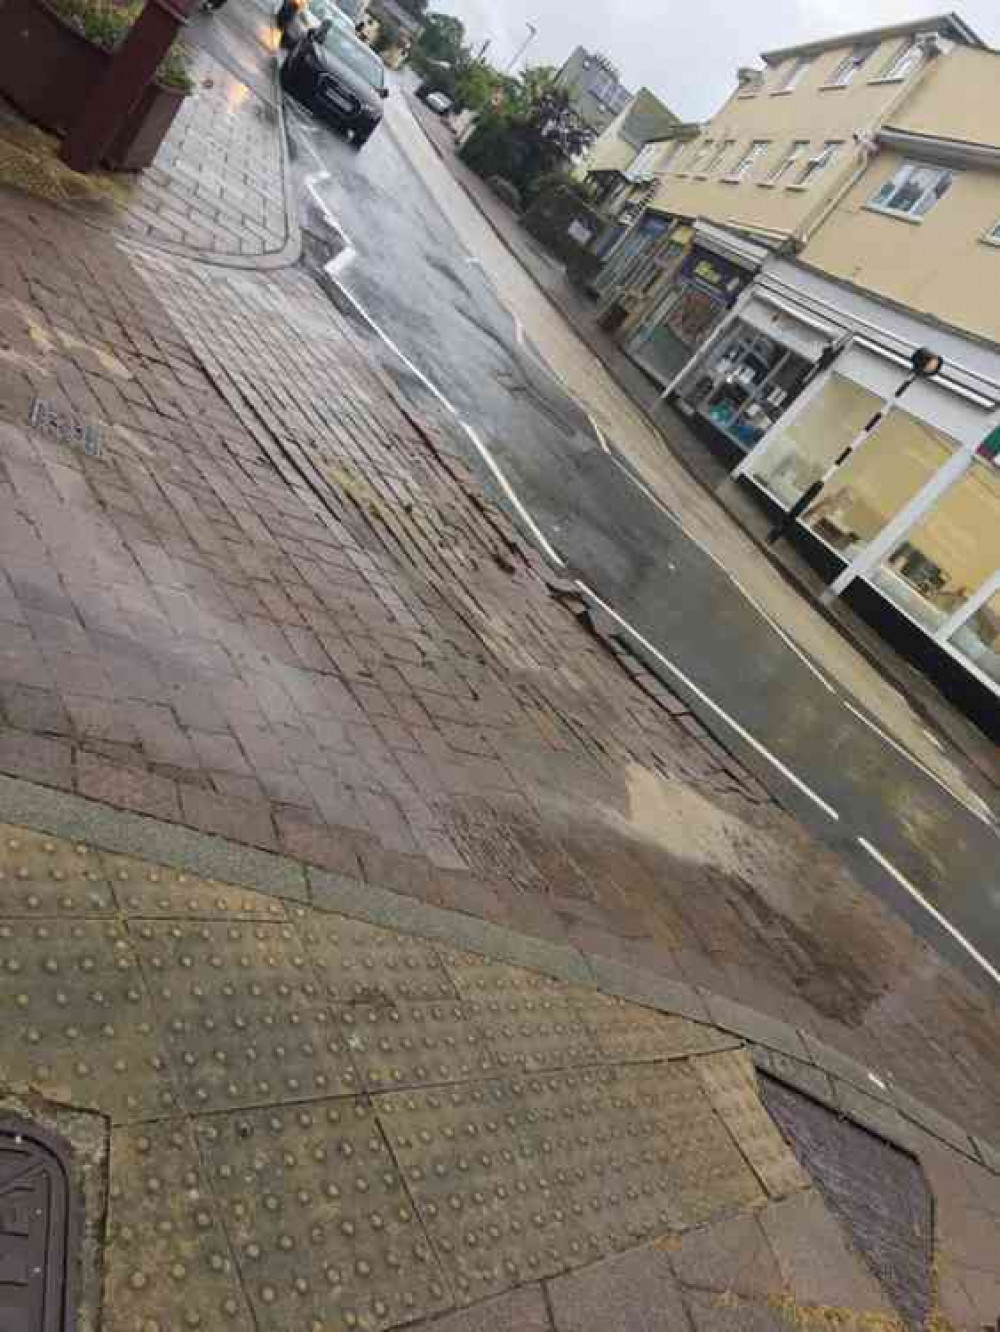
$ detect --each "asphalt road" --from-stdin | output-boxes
[201,8,1000,997]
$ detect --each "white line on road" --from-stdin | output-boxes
[589,415,611,454]
[858,838,1000,988]
[575,580,842,822]
[729,574,837,694]
[844,700,995,828]
[460,422,566,568]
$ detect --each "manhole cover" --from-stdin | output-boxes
[760,1076,933,1331]
[0,1118,78,1331]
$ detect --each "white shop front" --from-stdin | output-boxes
[678,258,1000,701]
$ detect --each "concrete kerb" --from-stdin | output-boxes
[0,769,995,1176]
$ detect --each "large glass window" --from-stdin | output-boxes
[701,140,736,177]
[725,141,772,182]
[869,163,954,220]
[879,39,924,81]
[798,409,953,559]
[869,456,1000,637]
[677,323,809,451]
[748,375,882,509]
[951,586,1000,686]
[775,56,814,92]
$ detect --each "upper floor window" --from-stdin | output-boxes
[879,38,924,81]
[764,140,810,184]
[626,143,664,181]
[796,141,843,186]
[868,162,954,219]
[826,44,877,87]
[775,56,814,93]
[682,139,715,177]
[985,220,1000,246]
[724,140,772,182]
[702,139,737,176]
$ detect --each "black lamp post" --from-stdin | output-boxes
[768,346,944,546]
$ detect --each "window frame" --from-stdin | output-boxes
[824,44,877,88]
[866,161,956,222]
[724,140,772,183]
[984,220,1000,247]
[875,38,924,82]
[699,138,737,178]
[761,140,810,186]
[680,138,715,178]
[773,55,814,94]
[792,140,843,189]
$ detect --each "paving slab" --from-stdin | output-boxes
[413,1286,553,1331]
[668,1212,783,1300]
[547,1245,690,1332]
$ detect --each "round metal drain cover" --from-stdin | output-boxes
[0,1119,77,1331]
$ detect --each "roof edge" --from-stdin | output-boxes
[761,12,987,65]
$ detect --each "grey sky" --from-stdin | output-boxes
[431,0,999,120]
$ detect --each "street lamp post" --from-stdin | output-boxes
[62,0,199,174]
[506,22,537,74]
[768,346,944,546]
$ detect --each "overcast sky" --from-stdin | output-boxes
[432,0,998,119]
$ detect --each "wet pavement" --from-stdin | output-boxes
[278,66,1000,1001]
[1,809,999,1331]
[0,2,292,262]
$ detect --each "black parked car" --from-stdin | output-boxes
[280,20,388,147]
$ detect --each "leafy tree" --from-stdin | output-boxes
[453,60,502,113]
[459,63,594,198]
[416,12,466,65]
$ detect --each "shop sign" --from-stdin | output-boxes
[680,248,748,305]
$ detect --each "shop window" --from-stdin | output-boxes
[878,39,924,81]
[795,141,842,188]
[749,375,881,510]
[950,586,1000,686]
[764,141,810,185]
[869,456,1000,648]
[799,409,952,559]
[868,163,954,220]
[775,56,814,93]
[825,44,877,87]
[724,141,772,182]
[676,322,810,451]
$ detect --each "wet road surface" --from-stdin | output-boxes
[202,5,1000,996]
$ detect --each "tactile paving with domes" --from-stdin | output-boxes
[106,852,288,920]
[0,917,178,1124]
[297,909,458,1004]
[572,989,740,1063]
[130,920,359,1112]
[196,1098,452,1331]
[103,1120,254,1332]
[0,823,115,916]
[375,1078,586,1302]
[339,999,496,1091]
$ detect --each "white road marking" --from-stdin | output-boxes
[729,574,837,694]
[858,838,1000,988]
[574,580,841,822]
[844,701,995,828]
[460,422,565,568]
[589,415,611,454]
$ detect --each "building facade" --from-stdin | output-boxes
[589,13,1000,712]
[555,48,632,137]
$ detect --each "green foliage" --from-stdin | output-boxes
[459,64,594,199]
[453,60,500,113]
[45,0,194,91]
[415,11,465,64]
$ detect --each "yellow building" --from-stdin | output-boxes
[594,13,1000,710]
